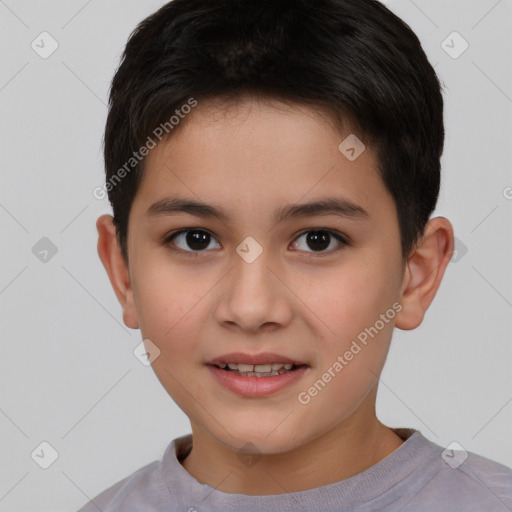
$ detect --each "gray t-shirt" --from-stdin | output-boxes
[77,428,512,511]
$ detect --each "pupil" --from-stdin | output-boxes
[184,230,331,252]
[307,231,330,251]
[187,230,210,250]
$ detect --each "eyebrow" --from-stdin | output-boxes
[145,196,369,224]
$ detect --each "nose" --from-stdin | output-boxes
[214,247,293,334]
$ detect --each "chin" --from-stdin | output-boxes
[216,427,303,456]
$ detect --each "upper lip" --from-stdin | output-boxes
[207,352,307,366]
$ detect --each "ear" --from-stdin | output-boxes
[395,217,454,330]
[96,214,139,329]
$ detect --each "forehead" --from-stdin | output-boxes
[132,97,391,221]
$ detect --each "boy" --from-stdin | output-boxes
[79,0,512,510]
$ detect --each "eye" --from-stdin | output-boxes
[291,229,348,254]
[164,229,221,253]
[164,228,348,256]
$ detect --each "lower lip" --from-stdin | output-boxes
[206,365,308,397]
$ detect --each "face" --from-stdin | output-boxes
[124,98,407,454]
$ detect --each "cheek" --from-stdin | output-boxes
[132,266,208,408]
[293,253,399,401]
[296,255,398,339]
[131,259,206,356]
[297,302,394,426]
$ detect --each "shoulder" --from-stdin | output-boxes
[76,434,192,512]
[453,450,512,505]
[411,437,512,511]
[76,459,166,512]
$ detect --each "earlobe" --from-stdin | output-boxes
[96,214,140,329]
[395,217,454,331]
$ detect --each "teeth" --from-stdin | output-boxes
[220,362,297,374]
[227,362,255,371]
[254,364,272,372]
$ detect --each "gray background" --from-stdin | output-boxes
[0,0,511,510]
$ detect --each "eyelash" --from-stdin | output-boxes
[162,228,349,257]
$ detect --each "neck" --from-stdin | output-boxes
[180,392,404,495]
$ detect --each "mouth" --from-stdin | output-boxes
[208,362,307,377]
[205,352,309,396]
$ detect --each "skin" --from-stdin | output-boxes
[97,97,454,495]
